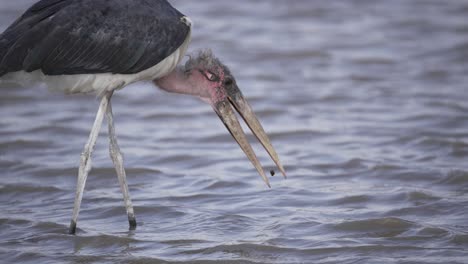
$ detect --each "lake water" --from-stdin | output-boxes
[1,0,468,263]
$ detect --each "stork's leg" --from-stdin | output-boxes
[69,91,112,234]
[106,95,137,230]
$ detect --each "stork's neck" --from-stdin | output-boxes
[154,67,199,96]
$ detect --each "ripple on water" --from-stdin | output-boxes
[329,194,372,206]
[333,217,415,236]
[451,234,468,246]
[405,191,441,204]
[438,170,468,187]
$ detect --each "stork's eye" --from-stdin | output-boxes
[200,70,218,82]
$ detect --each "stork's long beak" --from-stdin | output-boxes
[213,85,286,188]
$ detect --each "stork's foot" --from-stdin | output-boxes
[129,215,137,230]
[69,220,77,234]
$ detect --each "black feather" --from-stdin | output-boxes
[0,0,190,76]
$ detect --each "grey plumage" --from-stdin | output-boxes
[185,50,230,75]
[0,0,190,77]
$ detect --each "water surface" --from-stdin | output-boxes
[1,0,468,263]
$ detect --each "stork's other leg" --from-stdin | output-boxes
[69,91,112,234]
[106,95,137,230]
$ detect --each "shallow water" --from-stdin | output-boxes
[1,0,468,263]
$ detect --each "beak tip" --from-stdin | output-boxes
[279,165,287,179]
[260,171,271,188]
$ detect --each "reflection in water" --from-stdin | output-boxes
[1,0,468,263]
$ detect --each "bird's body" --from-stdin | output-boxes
[0,0,191,94]
[0,0,286,234]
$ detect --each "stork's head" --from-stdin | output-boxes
[155,50,286,187]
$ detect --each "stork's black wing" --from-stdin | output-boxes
[0,0,190,76]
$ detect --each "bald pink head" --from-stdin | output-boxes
[154,50,233,105]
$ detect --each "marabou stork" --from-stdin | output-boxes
[0,0,286,234]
